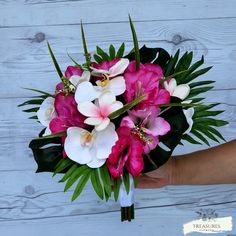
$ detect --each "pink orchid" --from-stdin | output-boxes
[124,61,170,108]
[106,126,144,178]
[121,106,171,154]
[78,91,123,131]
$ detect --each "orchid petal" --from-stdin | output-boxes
[164,78,177,95]
[183,107,194,134]
[37,97,56,127]
[95,117,110,131]
[77,101,100,117]
[108,58,129,77]
[81,70,91,81]
[109,76,126,96]
[172,84,190,100]
[120,116,135,129]
[75,81,100,103]
[93,123,118,159]
[69,75,81,87]
[64,127,92,164]
[84,117,103,126]
[87,156,106,168]
[98,91,116,107]
[91,67,109,76]
[109,101,123,113]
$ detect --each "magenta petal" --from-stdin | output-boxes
[125,136,144,176]
[143,63,164,79]
[120,116,135,129]
[150,117,171,136]
[92,59,120,71]
[156,89,170,105]
[65,66,83,78]
[56,82,64,91]
[143,135,159,154]
[49,117,66,133]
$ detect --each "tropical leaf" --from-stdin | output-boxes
[109,44,116,59]
[90,169,104,200]
[59,164,78,183]
[116,43,125,58]
[113,178,122,201]
[99,165,112,199]
[93,54,103,64]
[123,173,130,194]
[96,46,110,61]
[53,158,73,176]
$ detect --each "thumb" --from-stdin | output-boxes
[136,174,169,189]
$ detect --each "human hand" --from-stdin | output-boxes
[137,158,176,188]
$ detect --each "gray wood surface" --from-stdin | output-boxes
[0,0,236,235]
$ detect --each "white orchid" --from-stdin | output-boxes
[75,59,129,103]
[164,78,190,100]
[64,123,118,168]
[69,70,90,89]
[37,97,56,127]
[78,91,123,131]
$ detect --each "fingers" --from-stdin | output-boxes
[136,175,169,189]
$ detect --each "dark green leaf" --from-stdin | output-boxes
[72,169,91,201]
[188,86,214,98]
[123,173,130,194]
[32,131,66,140]
[96,46,110,61]
[23,107,39,113]
[99,165,111,198]
[204,126,226,142]
[67,53,81,67]
[116,43,125,58]
[165,49,180,76]
[182,134,202,145]
[90,169,104,200]
[59,164,78,183]
[189,80,215,88]
[193,110,224,118]
[184,66,212,83]
[194,118,228,127]
[194,124,219,143]
[109,44,116,59]
[80,21,91,67]
[113,178,122,201]
[28,115,38,120]
[64,165,89,192]
[22,88,53,97]
[47,41,63,78]
[129,15,140,70]
[53,158,73,176]
[191,129,210,146]
[94,54,103,64]
[18,99,44,107]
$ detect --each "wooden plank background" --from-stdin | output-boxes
[0,0,236,235]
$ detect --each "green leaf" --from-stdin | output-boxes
[159,103,204,108]
[165,49,180,76]
[194,103,220,113]
[191,129,210,146]
[194,124,219,143]
[189,80,215,88]
[188,86,214,98]
[67,53,81,67]
[182,134,202,145]
[64,165,89,192]
[99,165,111,198]
[90,169,104,200]
[59,164,78,183]
[32,131,66,140]
[188,56,204,74]
[80,20,91,68]
[109,44,116,59]
[72,169,91,201]
[129,15,140,70]
[96,46,110,61]
[193,110,224,118]
[190,97,205,103]
[184,66,212,83]
[28,115,38,120]
[22,88,53,97]
[53,158,73,176]
[116,43,125,58]
[113,178,122,201]
[204,126,226,142]
[18,99,44,107]
[23,107,39,113]
[47,41,63,78]
[194,118,228,127]
[94,54,103,64]
[109,94,146,119]
[123,173,130,194]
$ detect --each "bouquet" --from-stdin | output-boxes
[20,17,228,222]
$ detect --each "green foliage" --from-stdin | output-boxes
[93,43,126,63]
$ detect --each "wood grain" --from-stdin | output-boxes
[0,0,236,235]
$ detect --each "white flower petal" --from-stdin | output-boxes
[37,97,55,127]
[164,78,177,95]
[90,67,109,76]
[93,123,118,159]
[75,81,100,103]
[183,108,195,134]
[69,75,81,87]
[109,58,129,77]
[172,84,190,100]
[87,156,106,168]
[77,101,99,117]
[98,91,116,107]
[84,117,103,126]
[81,70,91,81]
[64,127,92,164]
[109,76,126,96]
[95,117,110,131]
[109,101,123,113]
